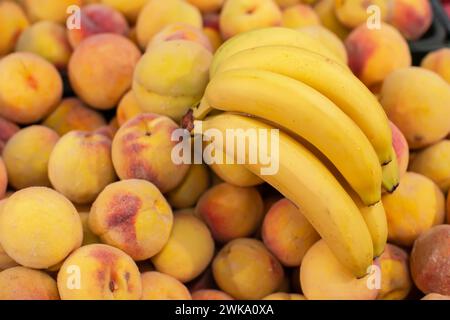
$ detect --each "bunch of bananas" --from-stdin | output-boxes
[186,27,399,278]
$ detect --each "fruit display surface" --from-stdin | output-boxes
[0,0,448,301]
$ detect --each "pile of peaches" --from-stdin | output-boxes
[0,0,449,300]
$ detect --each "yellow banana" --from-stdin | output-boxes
[194,68,382,206]
[213,45,393,166]
[196,113,373,277]
[209,27,343,77]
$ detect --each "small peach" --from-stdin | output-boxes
[421,48,450,84]
[151,213,215,283]
[48,130,117,204]
[0,1,29,57]
[0,52,63,124]
[141,271,191,300]
[57,244,142,300]
[192,289,234,300]
[3,125,59,189]
[0,267,59,300]
[334,0,391,28]
[313,0,349,40]
[116,91,143,127]
[196,183,264,243]
[282,4,321,29]
[100,0,149,24]
[111,113,190,193]
[186,0,224,13]
[390,0,433,40]
[24,0,83,23]
[0,187,83,269]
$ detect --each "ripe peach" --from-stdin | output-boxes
[167,164,210,209]
[263,293,306,300]
[300,240,379,300]
[410,140,450,192]
[147,23,213,52]
[0,197,16,270]
[334,0,391,28]
[382,172,446,247]
[136,0,202,49]
[389,121,409,178]
[141,271,191,300]
[390,0,432,40]
[43,98,106,136]
[377,244,412,300]
[57,244,142,300]
[151,213,215,283]
[116,91,143,127]
[69,34,141,110]
[48,130,117,204]
[186,0,224,13]
[262,198,319,267]
[3,125,59,190]
[345,23,411,89]
[192,289,234,300]
[0,52,63,124]
[112,113,190,193]
[213,238,284,300]
[380,67,450,149]
[133,40,212,121]
[24,0,83,23]
[67,4,129,49]
[100,0,148,24]
[0,187,83,269]
[313,0,349,40]
[15,21,72,69]
[209,162,264,187]
[0,267,59,300]
[410,225,450,295]
[220,0,282,39]
[196,183,264,243]
[203,27,223,52]
[282,4,321,29]
[421,48,450,84]
[89,179,173,261]
[0,1,29,57]
[299,25,347,64]
[276,0,302,8]
[0,116,19,154]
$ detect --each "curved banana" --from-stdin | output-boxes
[209,27,344,77]
[213,45,393,166]
[194,68,382,205]
[197,113,373,277]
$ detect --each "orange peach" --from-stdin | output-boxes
[136,0,202,49]
[196,183,264,243]
[410,225,450,295]
[263,293,306,300]
[0,1,29,57]
[421,48,450,84]
[345,23,411,89]
[334,0,391,28]
[48,130,117,204]
[262,198,320,267]
[57,244,142,300]
[192,289,234,300]
[219,0,283,39]
[0,266,59,300]
[186,0,224,13]
[89,179,173,261]
[0,187,83,269]
[67,4,129,49]
[0,52,63,124]
[389,121,409,178]
[3,125,59,189]
[141,271,191,300]
[410,140,450,192]
[282,4,321,29]
[300,240,379,300]
[167,164,210,209]
[0,116,19,154]
[382,172,446,247]
[15,21,72,69]
[147,23,213,52]
[377,244,412,300]
[69,34,141,110]
[100,0,149,24]
[133,40,212,121]
[24,0,83,23]
[380,67,450,149]
[151,213,215,283]
[212,238,284,300]
[313,0,349,40]
[112,113,190,193]
[116,91,143,127]
[43,98,106,136]
[390,0,432,40]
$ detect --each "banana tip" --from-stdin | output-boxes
[388,183,400,194]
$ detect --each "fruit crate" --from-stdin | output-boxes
[409,0,450,65]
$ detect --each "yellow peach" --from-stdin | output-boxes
[334,0,391,28]
[24,0,82,23]
[313,0,349,40]
[192,289,234,300]
[116,91,143,127]
[101,0,149,24]
[390,0,432,40]
[78,211,100,246]
[282,4,321,29]
[141,271,191,300]
[421,48,450,83]
[0,116,19,154]
[0,1,29,57]
[390,121,409,179]
[186,0,224,13]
